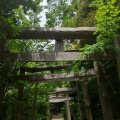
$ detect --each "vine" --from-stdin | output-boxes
[82,0,120,54]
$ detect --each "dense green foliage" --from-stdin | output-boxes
[0,0,41,39]
[0,0,120,120]
[83,0,120,54]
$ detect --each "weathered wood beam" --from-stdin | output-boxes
[0,51,115,62]
[0,52,80,62]
[53,87,77,94]
[49,94,66,98]
[16,71,95,83]
[8,27,97,39]
[49,97,73,103]
[16,73,79,83]
[22,64,71,72]
[54,87,77,93]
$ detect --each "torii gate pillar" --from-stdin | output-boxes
[55,39,64,52]
[65,94,71,120]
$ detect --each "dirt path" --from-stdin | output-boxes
[52,114,64,120]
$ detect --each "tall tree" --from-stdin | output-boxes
[0,0,42,118]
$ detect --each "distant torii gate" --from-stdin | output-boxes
[48,87,76,120]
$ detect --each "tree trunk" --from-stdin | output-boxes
[0,84,5,118]
[17,70,24,120]
[0,40,6,119]
[114,34,120,80]
[17,85,24,120]
[31,83,38,120]
[81,80,93,120]
[76,81,85,120]
[47,103,51,120]
[94,61,114,120]
[0,40,5,53]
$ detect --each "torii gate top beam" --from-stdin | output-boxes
[8,27,97,39]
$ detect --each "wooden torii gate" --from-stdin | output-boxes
[0,27,119,120]
[0,27,116,62]
[48,87,76,120]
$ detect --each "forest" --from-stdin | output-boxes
[0,0,120,120]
